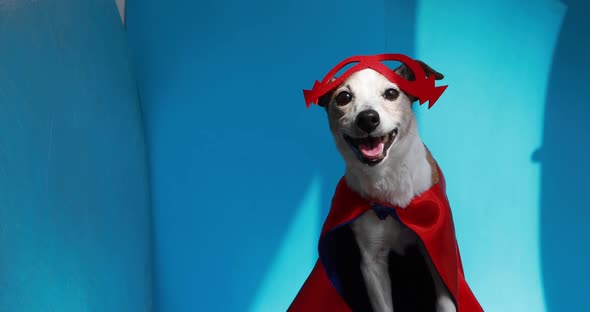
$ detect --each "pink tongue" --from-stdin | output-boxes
[359,142,384,158]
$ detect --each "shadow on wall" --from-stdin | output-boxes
[538,1,590,311]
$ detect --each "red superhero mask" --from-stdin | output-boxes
[303,53,448,109]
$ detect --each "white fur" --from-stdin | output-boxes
[328,69,433,208]
[327,69,455,312]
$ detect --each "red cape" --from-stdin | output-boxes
[288,167,483,312]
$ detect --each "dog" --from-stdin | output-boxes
[316,61,456,312]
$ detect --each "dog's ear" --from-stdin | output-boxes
[316,77,337,110]
[394,60,444,102]
[395,60,444,81]
[317,91,333,110]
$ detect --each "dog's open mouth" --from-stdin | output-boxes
[344,128,398,166]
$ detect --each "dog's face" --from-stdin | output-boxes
[319,62,443,168]
[326,69,411,167]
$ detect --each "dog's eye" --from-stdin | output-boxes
[384,88,399,101]
[335,91,352,106]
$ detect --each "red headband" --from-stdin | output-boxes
[303,54,448,109]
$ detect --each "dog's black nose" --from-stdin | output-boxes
[356,109,380,133]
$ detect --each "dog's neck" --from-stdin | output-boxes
[344,122,433,208]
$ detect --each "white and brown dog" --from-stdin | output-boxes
[317,61,456,312]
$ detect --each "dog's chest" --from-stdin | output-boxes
[350,209,416,257]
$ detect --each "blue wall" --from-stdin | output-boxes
[126,0,410,311]
[124,0,587,311]
[539,1,590,311]
[0,1,153,311]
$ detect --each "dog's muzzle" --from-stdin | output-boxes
[343,128,398,166]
